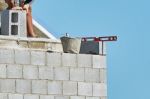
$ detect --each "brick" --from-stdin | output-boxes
[0,49,14,64]
[54,67,69,80]
[24,94,39,99]
[32,80,47,94]
[0,64,6,78]
[70,68,84,81]
[0,79,15,93]
[40,95,54,99]
[16,80,31,93]
[15,50,30,64]
[48,81,62,95]
[7,65,22,78]
[47,53,61,67]
[62,53,77,67]
[86,97,100,99]
[93,55,106,68]
[100,69,107,83]
[78,82,92,96]
[93,83,107,96]
[63,81,77,95]
[8,94,23,99]
[85,68,100,82]
[77,54,92,67]
[0,93,7,99]
[31,51,46,65]
[39,67,53,80]
[23,66,38,79]
[55,96,69,99]
[70,96,85,99]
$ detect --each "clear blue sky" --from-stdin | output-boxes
[32,0,150,99]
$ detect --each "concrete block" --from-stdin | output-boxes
[78,82,92,96]
[40,95,54,99]
[0,64,6,78]
[7,65,22,78]
[23,66,38,79]
[85,68,100,82]
[86,97,100,99]
[93,83,107,96]
[0,93,7,99]
[70,96,85,99]
[15,50,30,65]
[63,81,77,95]
[31,51,46,65]
[0,49,14,64]
[54,67,69,80]
[80,41,106,55]
[70,68,84,81]
[47,53,61,67]
[24,94,39,99]
[32,80,47,94]
[100,69,107,83]
[77,54,92,67]
[48,81,62,95]
[62,53,77,67]
[39,67,53,80]
[1,10,27,37]
[93,55,106,68]
[55,96,69,99]
[16,80,31,93]
[8,94,23,99]
[0,79,15,93]
[100,97,107,99]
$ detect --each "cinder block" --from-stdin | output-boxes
[32,80,47,94]
[47,53,61,67]
[0,79,15,93]
[16,80,31,93]
[24,94,39,99]
[78,82,92,96]
[39,67,53,80]
[70,96,85,99]
[70,68,84,81]
[100,69,107,83]
[8,94,23,99]
[40,95,54,99]
[93,83,107,96]
[62,53,77,67]
[86,97,100,99]
[93,55,106,68]
[54,67,69,80]
[48,81,62,95]
[1,10,27,37]
[55,96,69,99]
[0,49,14,64]
[100,96,107,99]
[23,66,38,79]
[80,41,106,55]
[77,54,92,67]
[31,51,46,66]
[0,64,6,78]
[63,81,77,95]
[15,50,30,65]
[7,65,22,78]
[85,68,100,82]
[0,93,7,99]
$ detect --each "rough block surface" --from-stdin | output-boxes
[63,81,77,95]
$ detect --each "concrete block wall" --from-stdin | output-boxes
[0,48,107,99]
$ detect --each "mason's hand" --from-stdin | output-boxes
[23,4,30,13]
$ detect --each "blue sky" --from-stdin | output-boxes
[32,0,150,99]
